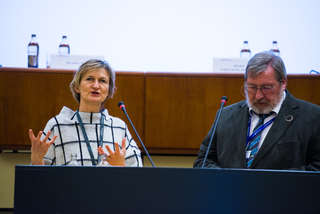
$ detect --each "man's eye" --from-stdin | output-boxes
[263,86,273,89]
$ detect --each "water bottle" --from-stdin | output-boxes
[271,41,280,56]
[27,34,39,68]
[240,40,251,58]
[58,35,70,56]
[68,152,79,166]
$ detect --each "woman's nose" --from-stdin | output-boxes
[92,80,99,88]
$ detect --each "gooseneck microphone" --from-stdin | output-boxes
[118,101,156,167]
[201,96,228,168]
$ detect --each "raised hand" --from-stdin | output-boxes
[29,129,57,165]
[98,138,126,166]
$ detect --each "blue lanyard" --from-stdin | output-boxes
[246,115,276,147]
[76,110,105,165]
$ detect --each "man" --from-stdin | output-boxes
[194,51,320,170]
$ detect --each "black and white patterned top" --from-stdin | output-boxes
[42,106,143,167]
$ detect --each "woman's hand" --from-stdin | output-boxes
[98,138,126,166]
[29,129,57,165]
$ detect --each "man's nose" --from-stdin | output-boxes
[255,88,264,99]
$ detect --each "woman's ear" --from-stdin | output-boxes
[74,86,80,93]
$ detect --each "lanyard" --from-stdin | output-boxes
[246,115,276,147]
[76,110,105,165]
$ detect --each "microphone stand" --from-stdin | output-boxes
[118,101,156,167]
[201,96,228,168]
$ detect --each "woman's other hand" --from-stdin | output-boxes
[29,129,57,165]
[98,138,126,166]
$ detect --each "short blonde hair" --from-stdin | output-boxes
[70,59,116,105]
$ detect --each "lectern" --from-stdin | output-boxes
[14,165,320,214]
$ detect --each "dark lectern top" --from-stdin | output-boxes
[14,165,320,214]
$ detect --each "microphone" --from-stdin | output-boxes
[201,96,228,168]
[118,101,156,167]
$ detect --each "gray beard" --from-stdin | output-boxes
[245,91,283,114]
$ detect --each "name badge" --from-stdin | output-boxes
[246,150,251,159]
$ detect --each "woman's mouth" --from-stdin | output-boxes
[91,91,100,96]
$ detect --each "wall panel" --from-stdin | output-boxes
[1,68,319,154]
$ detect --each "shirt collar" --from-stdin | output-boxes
[70,108,110,123]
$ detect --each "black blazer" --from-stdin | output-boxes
[194,91,320,170]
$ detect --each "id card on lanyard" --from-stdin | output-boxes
[76,110,105,165]
[245,115,276,158]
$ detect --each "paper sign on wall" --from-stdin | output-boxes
[213,58,249,73]
[48,55,104,70]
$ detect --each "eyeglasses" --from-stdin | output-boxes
[245,84,275,94]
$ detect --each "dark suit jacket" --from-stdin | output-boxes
[194,91,320,170]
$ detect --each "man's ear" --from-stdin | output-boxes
[281,79,287,90]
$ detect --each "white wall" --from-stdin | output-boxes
[0,0,319,73]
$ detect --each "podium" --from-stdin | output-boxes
[14,165,320,214]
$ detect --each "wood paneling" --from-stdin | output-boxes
[105,72,145,144]
[0,68,144,151]
[0,69,77,150]
[287,75,320,106]
[1,68,319,154]
[144,74,244,154]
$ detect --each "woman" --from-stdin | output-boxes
[29,59,143,167]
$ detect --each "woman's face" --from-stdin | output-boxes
[76,68,110,110]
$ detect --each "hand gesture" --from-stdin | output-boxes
[29,129,57,165]
[98,138,126,166]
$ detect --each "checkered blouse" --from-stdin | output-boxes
[42,106,143,167]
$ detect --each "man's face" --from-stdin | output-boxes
[245,65,287,114]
